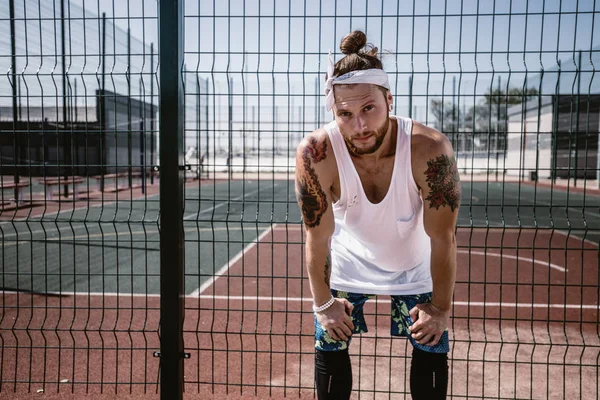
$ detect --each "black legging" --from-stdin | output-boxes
[315,348,448,400]
[315,349,353,399]
[410,348,449,399]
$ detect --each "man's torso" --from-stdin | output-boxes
[321,115,433,295]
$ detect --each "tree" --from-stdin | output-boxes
[484,87,539,105]
[430,99,459,133]
[431,86,540,130]
[431,86,540,153]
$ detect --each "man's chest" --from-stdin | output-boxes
[353,157,395,204]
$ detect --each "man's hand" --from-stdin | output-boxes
[408,303,449,346]
[315,298,355,341]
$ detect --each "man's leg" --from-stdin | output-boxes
[315,349,352,399]
[314,290,374,400]
[409,347,448,400]
[390,293,450,400]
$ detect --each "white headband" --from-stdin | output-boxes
[324,50,391,111]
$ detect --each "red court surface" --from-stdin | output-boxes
[1,225,599,399]
[193,225,599,399]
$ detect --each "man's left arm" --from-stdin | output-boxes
[408,127,460,346]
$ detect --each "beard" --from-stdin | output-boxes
[344,115,390,155]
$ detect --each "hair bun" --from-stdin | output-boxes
[340,31,367,55]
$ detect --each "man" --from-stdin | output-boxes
[294,31,459,400]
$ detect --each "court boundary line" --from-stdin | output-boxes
[1,290,596,310]
[269,223,599,250]
[190,224,568,273]
[4,224,573,294]
[488,189,600,219]
[197,295,600,310]
[182,185,266,220]
[1,183,270,239]
[0,178,225,224]
[189,223,278,297]
[0,187,164,224]
[553,229,599,248]
[2,226,273,248]
[457,250,566,272]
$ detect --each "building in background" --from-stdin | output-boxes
[0,0,157,177]
[506,48,600,181]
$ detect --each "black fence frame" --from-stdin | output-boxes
[159,0,185,398]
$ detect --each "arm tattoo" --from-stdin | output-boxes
[424,154,461,212]
[324,253,331,287]
[296,137,328,228]
[305,137,327,162]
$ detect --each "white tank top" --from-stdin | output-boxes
[324,116,432,295]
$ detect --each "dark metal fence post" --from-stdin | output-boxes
[100,13,107,191]
[9,0,20,200]
[159,0,185,398]
[127,28,133,188]
[150,42,155,185]
[496,76,501,180]
[61,0,71,195]
[228,77,233,179]
[252,105,256,153]
[574,50,582,186]
[204,78,209,179]
[408,76,413,119]
[140,80,145,193]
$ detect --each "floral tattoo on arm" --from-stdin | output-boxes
[296,137,328,228]
[424,154,461,212]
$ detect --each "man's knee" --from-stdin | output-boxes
[410,348,448,400]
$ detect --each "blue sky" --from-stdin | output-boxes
[3,0,600,131]
[68,0,599,77]
[101,0,600,114]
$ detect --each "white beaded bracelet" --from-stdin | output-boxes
[313,295,335,313]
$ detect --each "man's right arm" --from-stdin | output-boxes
[295,132,354,341]
[295,133,334,307]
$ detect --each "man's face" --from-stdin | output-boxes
[333,84,391,155]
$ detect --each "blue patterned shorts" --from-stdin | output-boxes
[314,289,449,354]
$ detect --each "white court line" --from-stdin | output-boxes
[2,290,596,310]
[0,185,166,233]
[1,224,92,241]
[457,250,566,272]
[192,224,570,295]
[246,231,567,272]
[188,223,278,297]
[0,184,269,239]
[272,225,592,267]
[3,226,272,248]
[183,184,276,220]
[279,220,598,255]
[0,187,164,225]
[194,295,598,310]
[496,190,600,218]
[553,229,599,248]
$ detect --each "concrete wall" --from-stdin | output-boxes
[506,102,554,179]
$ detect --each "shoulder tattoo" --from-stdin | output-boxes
[424,154,461,212]
[296,137,328,228]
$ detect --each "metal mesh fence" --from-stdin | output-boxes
[1,0,599,399]
[0,0,161,396]
[186,1,600,398]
